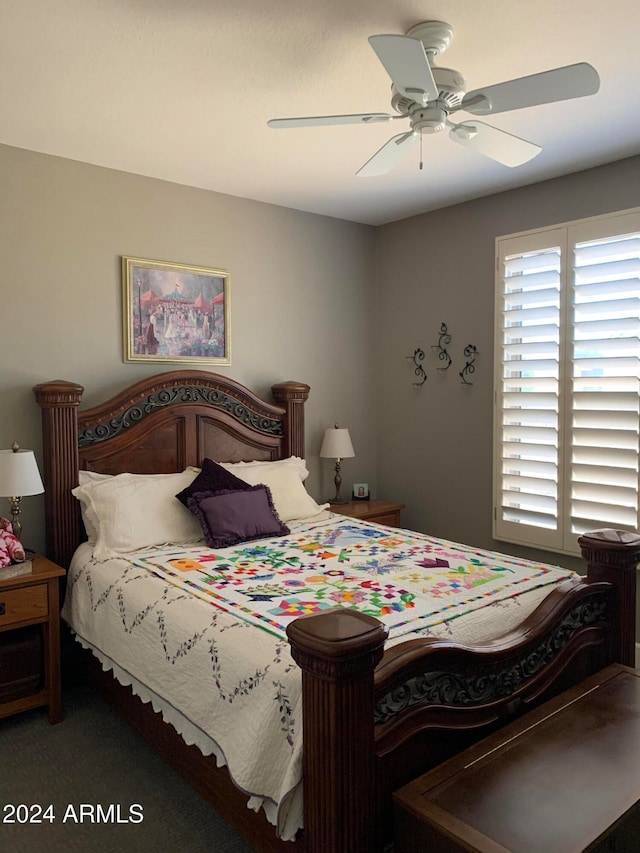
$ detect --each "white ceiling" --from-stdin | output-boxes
[2,0,640,226]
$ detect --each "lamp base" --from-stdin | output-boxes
[327,461,349,505]
[8,496,23,542]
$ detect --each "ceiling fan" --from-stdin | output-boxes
[267,21,600,176]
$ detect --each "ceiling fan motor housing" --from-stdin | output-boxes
[391,67,467,124]
[431,68,466,107]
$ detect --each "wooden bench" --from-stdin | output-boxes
[394,663,640,853]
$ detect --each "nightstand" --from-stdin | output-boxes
[329,499,405,528]
[0,554,65,723]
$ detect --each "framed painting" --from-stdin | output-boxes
[122,256,230,364]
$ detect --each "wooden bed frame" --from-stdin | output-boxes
[33,370,640,853]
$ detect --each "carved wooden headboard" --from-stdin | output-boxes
[33,370,310,569]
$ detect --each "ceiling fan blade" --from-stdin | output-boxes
[449,121,542,167]
[461,62,600,116]
[357,131,418,177]
[369,34,439,103]
[268,113,393,129]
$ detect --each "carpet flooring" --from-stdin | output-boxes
[0,687,254,852]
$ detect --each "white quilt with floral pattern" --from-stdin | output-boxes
[62,516,574,840]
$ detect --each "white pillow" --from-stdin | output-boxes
[231,465,328,522]
[220,456,309,481]
[76,471,113,543]
[72,471,202,560]
[78,471,112,483]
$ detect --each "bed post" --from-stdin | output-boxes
[33,380,84,569]
[271,381,310,459]
[287,608,388,853]
[579,529,640,668]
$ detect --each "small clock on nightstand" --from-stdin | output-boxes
[329,499,405,528]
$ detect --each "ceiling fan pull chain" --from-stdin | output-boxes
[419,132,424,170]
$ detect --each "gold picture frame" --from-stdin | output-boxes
[122,256,230,365]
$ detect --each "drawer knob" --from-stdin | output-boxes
[0,602,4,616]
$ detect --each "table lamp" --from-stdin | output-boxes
[320,424,355,504]
[0,442,44,542]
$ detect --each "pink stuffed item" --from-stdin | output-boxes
[0,517,26,567]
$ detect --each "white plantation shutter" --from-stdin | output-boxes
[495,230,565,551]
[568,220,640,538]
[495,210,640,555]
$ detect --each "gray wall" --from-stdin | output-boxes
[0,143,377,554]
[3,140,639,578]
[374,154,640,573]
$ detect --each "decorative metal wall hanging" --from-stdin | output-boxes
[459,344,478,385]
[406,348,427,385]
[431,322,452,372]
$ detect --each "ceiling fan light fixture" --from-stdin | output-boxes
[411,105,447,134]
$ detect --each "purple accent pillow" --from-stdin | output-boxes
[176,458,250,507]
[187,485,289,549]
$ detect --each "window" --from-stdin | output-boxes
[494,209,640,555]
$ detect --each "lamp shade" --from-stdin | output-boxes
[320,426,355,460]
[0,449,44,497]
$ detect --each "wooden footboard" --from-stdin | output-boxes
[288,530,640,852]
